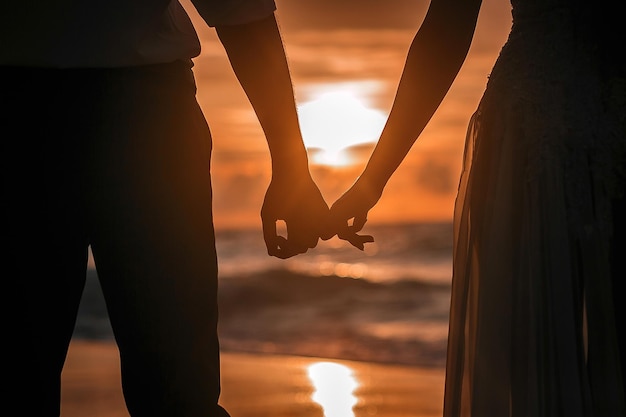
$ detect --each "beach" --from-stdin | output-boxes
[64,223,452,416]
[61,340,445,417]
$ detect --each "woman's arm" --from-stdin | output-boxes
[331,0,483,246]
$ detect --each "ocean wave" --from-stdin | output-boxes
[218,268,450,367]
[74,267,451,367]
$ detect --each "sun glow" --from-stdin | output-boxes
[308,362,359,417]
[298,90,386,167]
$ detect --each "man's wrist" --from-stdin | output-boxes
[271,160,311,179]
[270,146,311,177]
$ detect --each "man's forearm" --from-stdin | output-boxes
[216,14,310,176]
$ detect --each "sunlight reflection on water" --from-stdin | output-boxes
[307,362,359,417]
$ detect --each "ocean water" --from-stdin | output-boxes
[75,222,453,368]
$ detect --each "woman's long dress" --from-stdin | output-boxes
[443,1,626,415]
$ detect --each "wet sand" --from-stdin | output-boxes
[61,340,445,417]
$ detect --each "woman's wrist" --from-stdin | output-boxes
[356,166,388,199]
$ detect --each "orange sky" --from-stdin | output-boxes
[182,0,512,230]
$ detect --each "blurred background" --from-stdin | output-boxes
[76,0,512,374]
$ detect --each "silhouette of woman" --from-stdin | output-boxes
[330,0,626,415]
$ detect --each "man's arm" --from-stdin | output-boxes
[214,14,308,179]
[214,14,333,258]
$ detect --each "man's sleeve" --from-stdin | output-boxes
[190,0,276,27]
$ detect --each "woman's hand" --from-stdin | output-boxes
[329,176,382,250]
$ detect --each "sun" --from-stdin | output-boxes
[297,90,386,167]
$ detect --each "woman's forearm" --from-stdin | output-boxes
[361,0,482,189]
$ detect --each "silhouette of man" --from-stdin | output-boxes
[1,1,331,416]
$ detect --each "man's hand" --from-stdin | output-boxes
[262,174,334,259]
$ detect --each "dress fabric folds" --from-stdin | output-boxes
[443,1,626,416]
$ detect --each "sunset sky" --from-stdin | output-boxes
[182,0,512,230]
